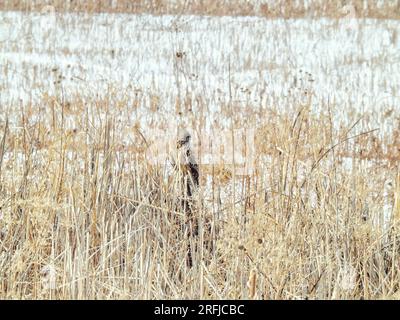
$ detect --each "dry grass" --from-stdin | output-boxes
[1,0,400,19]
[0,92,400,299]
[1,0,400,300]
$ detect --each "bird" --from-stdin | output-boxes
[170,129,199,198]
[169,129,202,268]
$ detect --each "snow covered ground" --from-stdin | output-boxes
[0,11,398,228]
[0,12,399,129]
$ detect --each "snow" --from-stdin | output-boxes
[0,11,399,229]
[0,12,399,127]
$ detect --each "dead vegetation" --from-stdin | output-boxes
[1,0,400,20]
[0,0,400,300]
[0,93,400,299]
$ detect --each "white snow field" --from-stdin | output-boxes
[0,11,399,228]
[0,11,399,127]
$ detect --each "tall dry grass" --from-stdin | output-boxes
[1,0,400,19]
[1,0,400,300]
[0,91,399,299]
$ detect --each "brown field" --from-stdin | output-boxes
[1,0,400,300]
[0,95,400,299]
[1,0,400,19]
